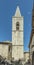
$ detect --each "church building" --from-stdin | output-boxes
[0,6,24,61]
[0,6,30,64]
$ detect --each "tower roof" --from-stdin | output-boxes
[14,6,21,17]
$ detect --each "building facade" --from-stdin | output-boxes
[29,2,34,65]
[0,42,12,60]
[24,52,29,63]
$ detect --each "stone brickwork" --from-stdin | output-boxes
[12,6,24,60]
[0,43,9,59]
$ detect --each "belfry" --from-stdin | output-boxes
[12,6,24,60]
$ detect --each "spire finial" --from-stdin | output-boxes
[14,6,21,17]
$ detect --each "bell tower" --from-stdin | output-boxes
[12,6,24,60]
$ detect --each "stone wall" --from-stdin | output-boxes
[0,44,9,59]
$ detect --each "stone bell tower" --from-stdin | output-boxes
[12,6,24,60]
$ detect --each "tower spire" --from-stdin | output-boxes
[14,6,21,17]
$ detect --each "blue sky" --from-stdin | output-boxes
[0,0,33,51]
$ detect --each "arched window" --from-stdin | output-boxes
[16,22,19,30]
[9,45,10,52]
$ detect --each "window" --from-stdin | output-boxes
[9,46,10,52]
[16,22,19,30]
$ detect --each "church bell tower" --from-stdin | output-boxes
[12,6,24,60]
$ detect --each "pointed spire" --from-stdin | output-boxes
[14,6,21,17]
